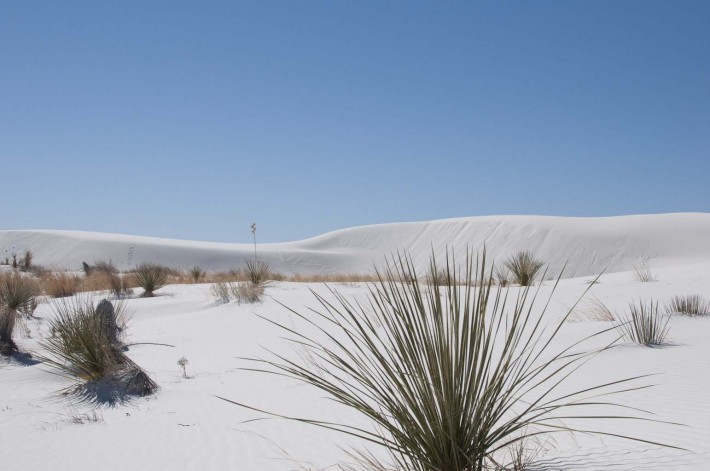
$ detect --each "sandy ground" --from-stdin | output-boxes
[2,261,710,470]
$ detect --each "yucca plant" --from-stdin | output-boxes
[189,266,205,283]
[0,273,40,354]
[505,251,544,286]
[133,263,168,297]
[244,259,270,286]
[222,252,669,470]
[39,297,157,399]
[617,300,670,346]
[665,295,710,317]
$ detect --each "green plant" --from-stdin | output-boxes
[505,251,544,286]
[189,266,205,283]
[617,300,670,346]
[22,250,33,270]
[222,253,666,470]
[133,263,168,297]
[39,297,156,398]
[0,273,40,354]
[177,356,189,379]
[244,259,270,286]
[665,295,710,317]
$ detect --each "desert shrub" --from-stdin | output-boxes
[22,250,33,270]
[286,273,379,283]
[42,272,82,298]
[665,295,710,317]
[223,252,661,470]
[231,282,264,304]
[494,266,510,287]
[132,263,169,297]
[83,271,133,297]
[426,266,450,286]
[210,282,231,304]
[617,300,670,346]
[505,251,544,286]
[0,273,40,354]
[633,259,657,282]
[210,281,264,304]
[189,266,205,283]
[244,260,270,286]
[93,260,118,275]
[39,297,156,398]
[568,296,614,322]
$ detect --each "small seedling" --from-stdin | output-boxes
[177,356,189,378]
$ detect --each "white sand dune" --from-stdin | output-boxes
[2,212,710,276]
[2,214,710,469]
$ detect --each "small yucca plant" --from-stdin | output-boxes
[39,297,157,400]
[665,295,710,317]
[222,252,669,470]
[244,260,270,286]
[42,299,124,380]
[505,251,544,286]
[0,273,40,354]
[133,263,168,297]
[618,300,670,346]
[189,266,205,283]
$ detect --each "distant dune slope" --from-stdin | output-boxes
[1,213,709,277]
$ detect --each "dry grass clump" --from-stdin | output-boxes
[0,273,41,355]
[665,295,710,317]
[132,263,169,297]
[232,282,264,304]
[210,282,232,304]
[224,252,663,470]
[83,271,134,297]
[568,297,615,322]
[210,281,264,304]
[39,297,157,400]
[633,259,657,282]
[285,273,379,283]
[41,272,82,298]
[505,251,544,286]
[617,300,670,346]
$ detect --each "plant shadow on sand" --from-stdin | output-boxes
[60,368,157,407]
[1,351,41,367]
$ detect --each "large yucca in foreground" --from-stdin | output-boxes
[223,252,667,470]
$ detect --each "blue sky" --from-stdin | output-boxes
[1,1,708,242]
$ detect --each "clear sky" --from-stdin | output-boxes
[1,1,708,243]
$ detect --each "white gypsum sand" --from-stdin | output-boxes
[1,214,709,469]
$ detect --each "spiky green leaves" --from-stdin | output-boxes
[223,252,669,470]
